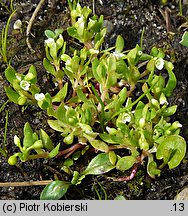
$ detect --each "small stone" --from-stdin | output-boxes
[175,187,188,200]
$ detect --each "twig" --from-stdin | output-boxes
[0,180,53,187]
[165,7,173,33]
[26,0,45,53]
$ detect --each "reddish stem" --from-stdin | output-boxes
[56,143,84,158]
[109,163,139,182]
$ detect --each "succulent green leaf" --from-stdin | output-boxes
[40,129,54,150]
[82,153,115,175]
[61,54,71,62]
[150,47,159,57]
[108,151,117,165]
[40,180,70,200]
[23,122,34,148]
[67,26,79,40]
[71,171,80,185]
[5,87,20,104]
[63,133,74,144]
[116,59,128,74]
[107,55,116,72]
[163,68,177,97]
[147,155,161,178]
[180,31,188,47]
[115,35,124,53]
[161,105,177,117]
[116,156,136,171]
[43,58,56,76]
[30,140,43,150]
[54,29,64,38]
[52,82,68,103]
[47,120,65,132]
[63,158,74,167]
[5,66,17,84]
[156,135,186,169]
[114,195,126,200]
[146,59,155,72]
[50,43,57,60]
[48,143,60,158]
[134,101,145,126]
[77,87,93,106]
[89,140,109,152]
[45,30,55,38]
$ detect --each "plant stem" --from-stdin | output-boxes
[0,180,53,187]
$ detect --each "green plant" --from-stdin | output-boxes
[180,31,188,47]
[5,1,186,200]
[0,10,16,63]
[0,0,14,13]
[8,122,60,165]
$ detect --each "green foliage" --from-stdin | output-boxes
[7,122,59,165]
[5,2,186,200]
[40,180,71,200]
[0,10,16,63]
[180,31,188,47]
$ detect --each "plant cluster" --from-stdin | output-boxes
[4,1,186,199]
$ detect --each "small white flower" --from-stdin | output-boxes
[13,19,22,30]
[151,98,158,105]
[34,93,45,101]
[113,51,124,59]
[65,59,71,66]
[159,93,168,105]
[77,15,85,28]
[64,105,69,110]
[155,58,164,70]
[20,80,30,91]
[45,38,55,47]
[172,121,182,128]
[122,113,131,123]
[106,126,117,135]
[138,50,142,56]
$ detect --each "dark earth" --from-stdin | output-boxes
[0,0,188,200]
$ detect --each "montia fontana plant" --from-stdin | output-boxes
[4,1,186,199]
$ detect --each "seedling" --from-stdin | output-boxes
[8,122,60,165]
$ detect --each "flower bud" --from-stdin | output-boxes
[13,19,22,30]
[106,126,117,135]
[139,133,149,150]
[18,96,27,105]
[139,118,145,128]
[8,155,18,165]
[14,135,21,146]
[24,73,35,81]
[45,38,55,48]
[151,98,160,109]
[89,49,99,55]
[35,93,45,101]
[159,92,168,105]
[169,121,182,131]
